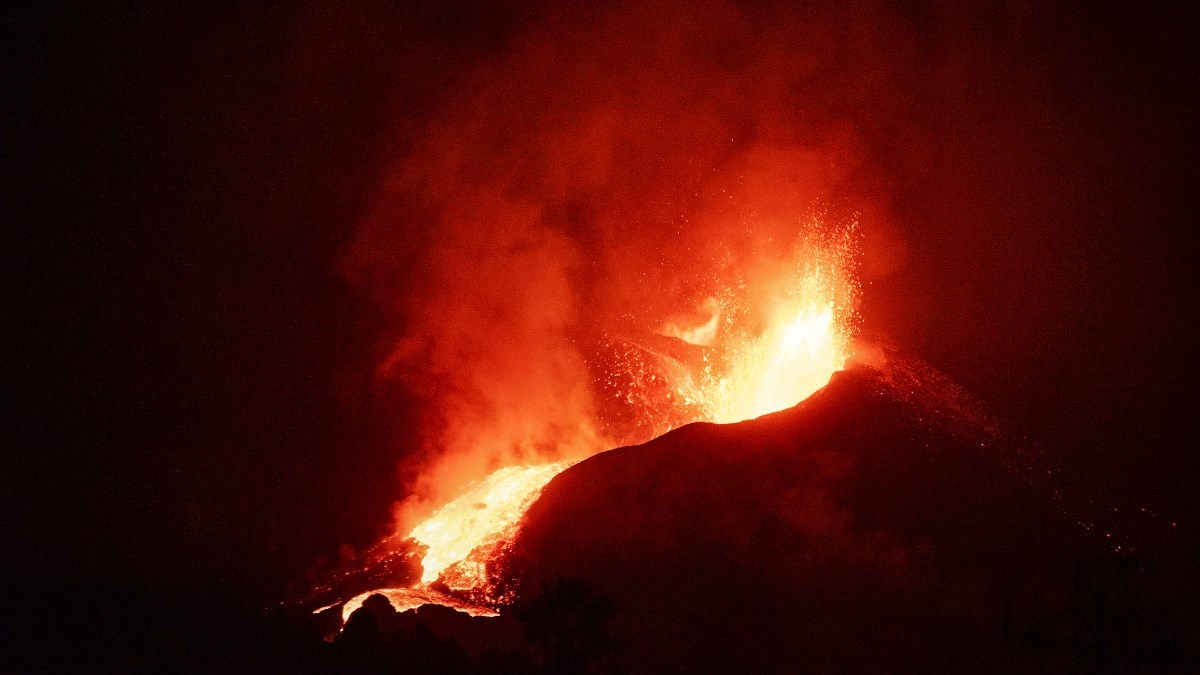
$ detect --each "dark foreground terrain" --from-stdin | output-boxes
[3,354,1195,672]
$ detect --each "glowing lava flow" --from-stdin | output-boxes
[409,461,576,590]
[340,587,498,624]
[339,230,858,620]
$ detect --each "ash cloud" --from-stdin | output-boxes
[344,0,920,529]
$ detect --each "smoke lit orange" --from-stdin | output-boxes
[330,223,859,618]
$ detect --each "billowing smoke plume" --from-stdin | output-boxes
[344,0,910,532]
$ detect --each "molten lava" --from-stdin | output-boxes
[336,226,859,620]
[667,256,854,424]
[410,461,576,590]
[340,587,498,624]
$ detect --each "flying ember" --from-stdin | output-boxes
[342,224,859,617]
[666,257,853,424]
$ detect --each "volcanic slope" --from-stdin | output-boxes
[495,350,1101,672]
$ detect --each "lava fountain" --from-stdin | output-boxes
[333,224,859,618]
[663,238,856,424]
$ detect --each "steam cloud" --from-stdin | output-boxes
[343,0,912,532]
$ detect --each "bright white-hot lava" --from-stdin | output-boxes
[341,226,859,618]
[409,461,576,587]
[680,258,854,424]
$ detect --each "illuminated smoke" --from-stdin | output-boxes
[341,0,900,611]
[663,297,722,346]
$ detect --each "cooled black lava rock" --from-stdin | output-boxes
[500,351,1102,672]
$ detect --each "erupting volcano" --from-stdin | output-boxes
[12,0,1197,671]
[326,226,861,622]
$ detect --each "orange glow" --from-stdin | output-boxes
[672,262,854,424]
[663,297,722,346]
[410,461,575,588]
[341,587,498,623]
[338,223,858,620]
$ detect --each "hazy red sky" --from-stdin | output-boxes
[8,0,1197,600]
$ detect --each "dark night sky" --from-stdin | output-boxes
[6,0,1198,606]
